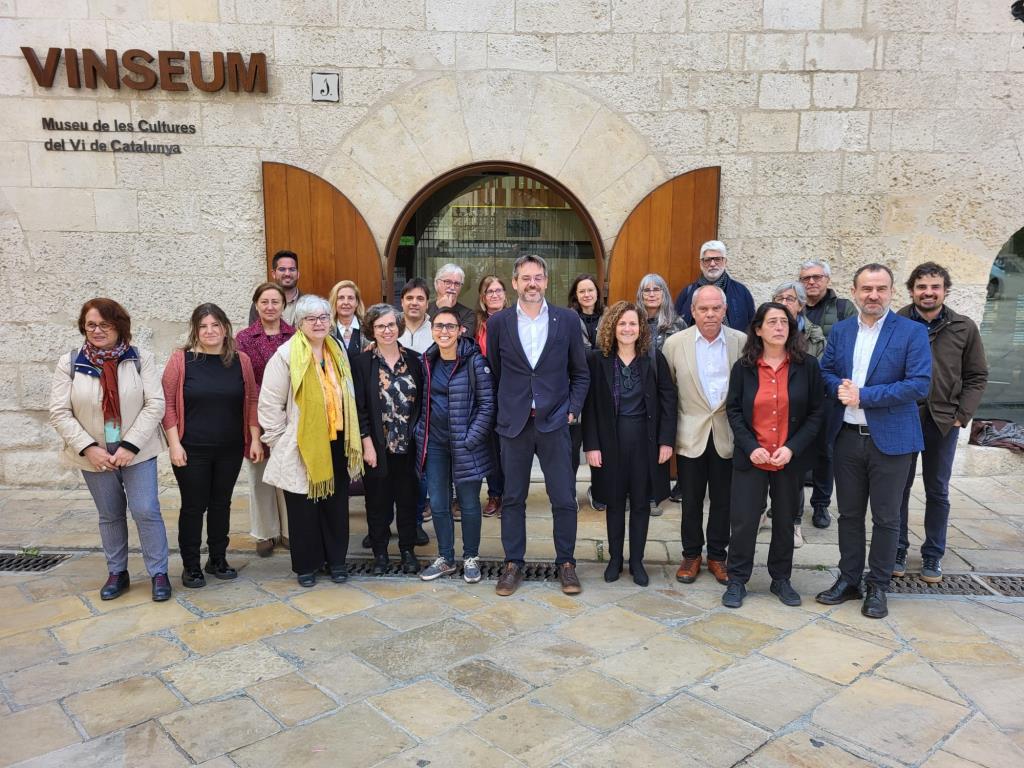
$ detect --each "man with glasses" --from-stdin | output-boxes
[249,250,303,325]
[673,241,756,332]
[486,254,590,596]
[427,264,476,337]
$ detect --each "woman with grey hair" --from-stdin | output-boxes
[772,280,826,359]
[638,273,687,353]
[353,303,424,575]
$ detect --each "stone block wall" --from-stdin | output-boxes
[0,0,1022,484]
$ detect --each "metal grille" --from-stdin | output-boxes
[982,575,1024,597]
[0,552,71,573]
[344,558,558,582]
[888,574,993,596]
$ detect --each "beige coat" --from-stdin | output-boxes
[49,349,165,471]
[662,325,746,459]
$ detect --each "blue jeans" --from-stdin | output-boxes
[82,452,169,576]
[426,444,482,563]
[899,412,960,560]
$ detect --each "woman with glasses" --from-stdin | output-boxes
[638,273,687,352]
[416,308,496,583]
[569,273,606,511]
[259,296,364,587]
[162,303,261,588]
[476,275,510,518]
[328,280,365,359]
[353,303,424,575]
[49,298,172,602]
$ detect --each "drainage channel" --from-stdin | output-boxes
[0,552,72,573]
[346,558,557,581]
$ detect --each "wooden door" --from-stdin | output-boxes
[261,162,383,304]
[607,167,720,304]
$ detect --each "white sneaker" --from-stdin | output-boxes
[463,556,482,583]
[793,524,804,549]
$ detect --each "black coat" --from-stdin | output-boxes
[352,346,424,478]
[330,325,363,361]
[725,354,825,473]
[582,349,677,504]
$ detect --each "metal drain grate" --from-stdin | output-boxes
[981,575,1024,597]
[0,552,71,573]
[888,573,993,596]
[344,558,558,581]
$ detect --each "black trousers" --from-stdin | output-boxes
[173,445,243,568]
[833,426,912,587]
[605,415,650,563]
[364,451,418,556]
[283,438,350,575]
[727,463,803,584]
[500,419,577,565]
[679,433,732,560]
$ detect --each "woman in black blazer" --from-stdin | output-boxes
[352,304,424,575]
[583,301,677,586]
[723,302,824,609]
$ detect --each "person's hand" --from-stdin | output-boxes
[362,438,377,469]
[750,447,771,465]
[84,445,113,471]
[249,441,265,463]
[585,450,602,468]
[769,446,793,467]
[953,419,963,428]
[567,412,577,425]
[435,294,456,309]
[657,445,673,464]
[109,446,135,468]
[838,378,859,407]
[169,444,188,467]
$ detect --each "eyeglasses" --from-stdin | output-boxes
[800,274,827,283]
[773,295,800,305]
[700,256,725,265]
[439,279,463,288]
[641,286,662,294]
[432,323,459,332]
[303,315,330,325]
[373,322,398,332]
[516,275,546,284]
[484,288,506,296]
[85,322,113,332]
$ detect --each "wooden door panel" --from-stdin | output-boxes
[607,167,720,305]
[261,162,383,305]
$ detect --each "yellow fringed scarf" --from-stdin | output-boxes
[289,332,363,500]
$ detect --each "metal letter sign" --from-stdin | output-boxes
[311,72,339,102]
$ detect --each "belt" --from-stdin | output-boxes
[842,422,870,436]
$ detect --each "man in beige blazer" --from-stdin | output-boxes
[662,285,746,585]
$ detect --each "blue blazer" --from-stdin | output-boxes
[486,303,590,438]
[820,312,932,455]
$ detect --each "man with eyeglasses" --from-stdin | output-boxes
[673,240,756,332]
[249,250,303,326]
[427,263,476,338]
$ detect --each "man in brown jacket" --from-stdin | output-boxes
[895,262,987,583]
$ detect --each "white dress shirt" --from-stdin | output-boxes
[517,299,549,408]
[695,328,729,409]
[398,314,432,354]
[844,310,888,425]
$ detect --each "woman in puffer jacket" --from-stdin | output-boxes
[414,307,495,584]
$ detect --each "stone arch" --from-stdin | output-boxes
[317,71,668,263]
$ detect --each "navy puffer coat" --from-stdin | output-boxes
[414,336,496,483]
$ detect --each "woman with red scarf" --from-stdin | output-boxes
[49,298,171,602]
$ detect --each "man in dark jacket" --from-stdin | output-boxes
[895,262,987,584]
[673,241,756,331]
[427,263,476,337]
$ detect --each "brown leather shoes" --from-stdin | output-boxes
[559,562,582,595]
[256,538,274,557]
[483,496,502,517]
[495,562,524,596]
[707,558,729,585]
[675,556,701,583]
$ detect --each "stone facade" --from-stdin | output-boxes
[1,0,1022,483]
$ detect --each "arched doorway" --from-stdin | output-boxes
[385,162,604,307]
[978,226,1024,421]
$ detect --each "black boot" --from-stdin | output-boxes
[100,570,130,600]
[204,557,238,580]
[372,554,390,576]
[400,550,420,574]
[629,560,649,587]
[603,557,623,583]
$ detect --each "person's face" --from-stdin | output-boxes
[255,289,283,324]
[911,274,947,314]
[615,310,641,348]
[436,272,464,303]
[853,269,893,318]
[640,282,664,313]
[197,314,226,351]
[692,287,727,339]
[772,289,803,321]
[798,266,830,302]
[756,308,790,347]
[699,250,727,281]
[512,262,547,304]
[83,308,119,350]
[372,312,399,347]
[273,257,299,289]
[335,288,357,321]
[431,315,459,353]
[300,310,330,342]
[401,288,428,321]
[575,279,598,312]
[483,281,506,313]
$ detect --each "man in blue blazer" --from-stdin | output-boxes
[816,263,931,619]
[486,254,590,596]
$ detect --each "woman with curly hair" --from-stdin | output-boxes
[582,301,677,586]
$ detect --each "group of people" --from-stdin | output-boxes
[48,242,987,621]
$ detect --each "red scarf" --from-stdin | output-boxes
[83,341,129,428]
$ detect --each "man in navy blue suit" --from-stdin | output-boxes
[486,254,590,596]
[816,263,931,619]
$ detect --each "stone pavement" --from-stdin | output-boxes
[0,474,1023,766]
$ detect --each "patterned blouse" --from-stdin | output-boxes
[375,347,417,454]
[235,321,296,387]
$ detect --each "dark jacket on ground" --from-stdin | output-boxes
[897,304,988,435]
[726,353,825,473]
[582,349,677,505]
[804,289,856,339]
[674,275,756,331]
[414,336,496,483]
[352,345,424,478]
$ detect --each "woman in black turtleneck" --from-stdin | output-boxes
[568,274,605,509]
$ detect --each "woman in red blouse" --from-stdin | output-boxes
[723,303,824,609]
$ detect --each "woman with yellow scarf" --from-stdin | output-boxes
[258,295,363,587]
